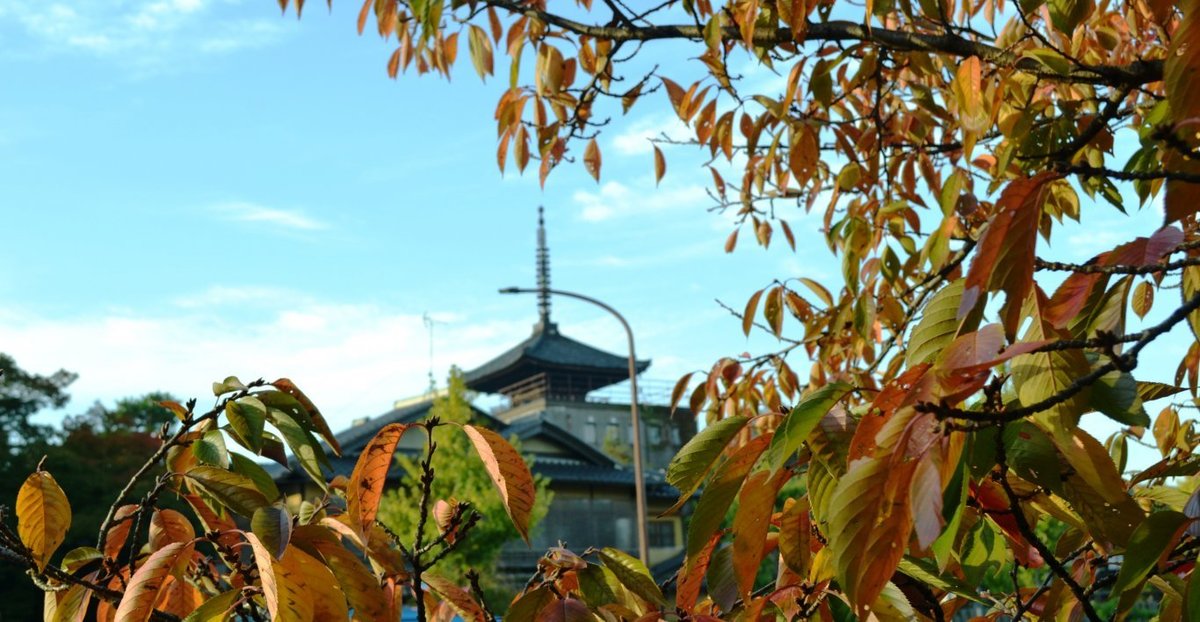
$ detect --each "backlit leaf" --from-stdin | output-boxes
[346,422,412,538]
[180,589,240,622]
[148,509,195,550]
[598,547,666,607]
[463,424,537,542]
[113,541,193,622]
[17,470,71,571]
[1111,511,1191,594]
[251,504,293,560]
[759,382,853,475]
[185,466,269,518]
[1132,280,1154,319]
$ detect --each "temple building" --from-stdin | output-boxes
[272,208,696,581]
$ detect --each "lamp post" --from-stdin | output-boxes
[499,286,650,566]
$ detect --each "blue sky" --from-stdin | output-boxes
[0,0,1187,467]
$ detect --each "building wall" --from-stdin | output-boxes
[501,399,695,472]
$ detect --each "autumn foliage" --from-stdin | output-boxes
[7,0,1200,619]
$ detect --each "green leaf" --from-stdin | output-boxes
[251,504,292,560]
[1138,381,1187,402]
[229,453,281,501]
[1090,368,1150,426]
[193,428,230,468]
[225,396,266,454]
[898,557,985,603]
[906,280,981,367]
[598,547,666,607]
[576,564,619,609]
[663,415,750,514]
[266,408,328,490]
[506,586,553,620]
[181,589,241,622]
[186,466,269,517]
[1112,510,1191,594]
[686,436,769,558]
[60,546,102,574]
[759,382,853,475]
[212,375,247,396]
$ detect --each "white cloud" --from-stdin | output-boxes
[572,180,708,222]
[1,0,284,64]
[212,201,329,231]
[1,295,529,432]
[610,115,691,156]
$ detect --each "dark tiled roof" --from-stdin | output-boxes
[463,323,649,393]
[504,416,615,467]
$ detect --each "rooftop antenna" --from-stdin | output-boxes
[536,206,552,328]
[422,312,445,393]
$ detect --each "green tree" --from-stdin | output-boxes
[376,370,552,607]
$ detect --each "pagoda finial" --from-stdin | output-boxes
[536,206,551,326]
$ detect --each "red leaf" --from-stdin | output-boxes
[959,173,1058,337]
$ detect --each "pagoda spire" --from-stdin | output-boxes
[536,206,552,327]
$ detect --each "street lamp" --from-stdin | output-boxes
[498,286,650,566]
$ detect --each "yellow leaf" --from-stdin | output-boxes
[1132,280,1154,319]
[17,470,71,571]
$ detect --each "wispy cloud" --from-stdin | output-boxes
[572,180,708,222]
[212,201,329,231]
[0,0,285,67]
[610,115,691,156]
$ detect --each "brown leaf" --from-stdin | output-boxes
[345,423,413,538]
[425,574,486,622]
[653,146,666,184]
[463,424,537,542]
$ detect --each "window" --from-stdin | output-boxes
[647,422,662,445]
[670,424,682,445]
[648,520,676,548]
[607,416,620,441]
[584,416,597,444]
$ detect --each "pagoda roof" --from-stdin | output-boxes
[463,322,650,395]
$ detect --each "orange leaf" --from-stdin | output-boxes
[583,138,602,182]
[356,0,371,34]
[731,468,787,597]
[653,146,666,184]
[346,423,412,539]
[742,289,764,336]
[113,541,194,622]
[777,497,812,577]
[676,530,723,612]
[462,424,537,542]
[148,509,195,550]
[104,504,138,559]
